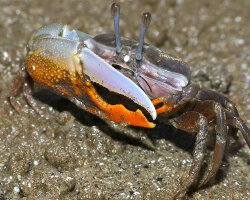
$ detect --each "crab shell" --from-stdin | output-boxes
[26,24,190,128]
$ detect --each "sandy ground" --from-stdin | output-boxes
[0,0,249,199]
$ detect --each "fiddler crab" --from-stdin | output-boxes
[9,3,249,199]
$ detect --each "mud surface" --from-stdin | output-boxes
[0,0,249,199]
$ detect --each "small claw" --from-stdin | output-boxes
[152,98,174,114]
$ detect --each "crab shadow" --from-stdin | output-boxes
[33,89,157,149]
[33,89,198,151]
[33,88,235,190]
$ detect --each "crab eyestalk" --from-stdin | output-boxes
[136,12,151,61]
[111,3,122,53]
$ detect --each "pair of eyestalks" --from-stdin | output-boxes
[111,2,151,61]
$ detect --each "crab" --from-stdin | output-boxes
[9,3,249,199]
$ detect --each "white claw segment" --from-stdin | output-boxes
[61,25,80,41]
[79,48,157,120]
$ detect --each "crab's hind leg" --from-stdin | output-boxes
[23,75,43,115]
[197,90,250,147]
[9,76,24,114]
[169,111,209,199]
[9,68,26,113]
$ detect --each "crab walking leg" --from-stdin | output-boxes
[234,119,250,147]
[169,111,209,199]
[23,78,43,115]
[198,102,227,187]
[197,90,250,147]
[9,70,43,115]
[225,114,250,147]
[197,89,239,117]
[9,74,25,114]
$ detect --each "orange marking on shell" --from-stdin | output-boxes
[85,82,155,128]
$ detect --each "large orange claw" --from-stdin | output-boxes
[26,30,156,128]
[85,82,155,128]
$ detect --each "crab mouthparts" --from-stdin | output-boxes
[79,48,157,121]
